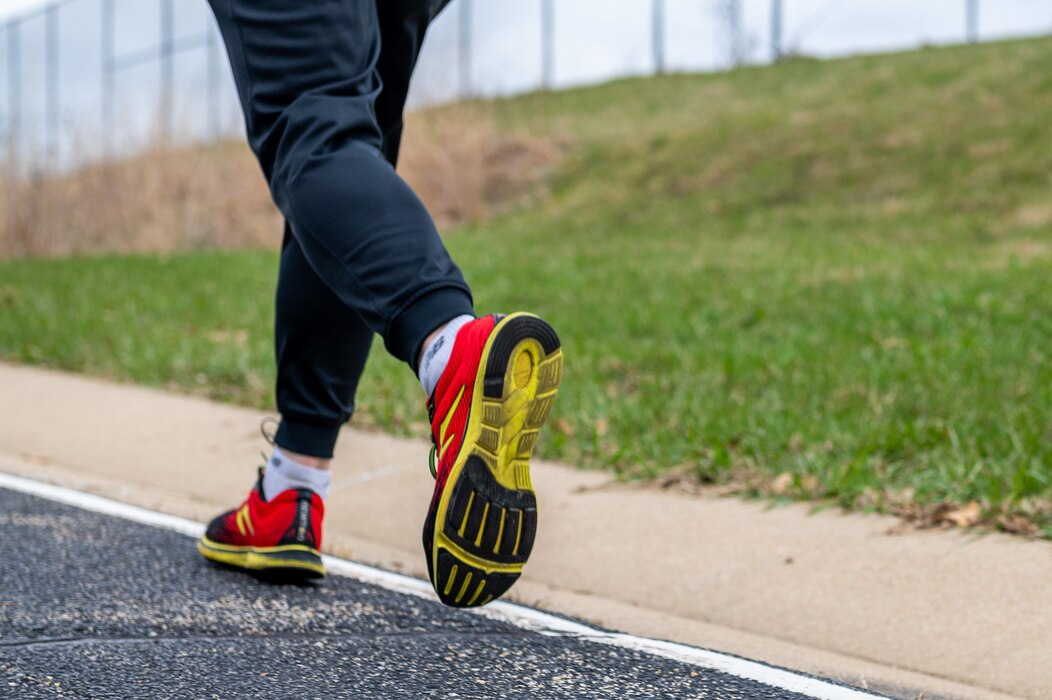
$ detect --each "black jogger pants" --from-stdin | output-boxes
[207,0,475,458]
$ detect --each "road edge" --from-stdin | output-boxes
[2,469,889,700]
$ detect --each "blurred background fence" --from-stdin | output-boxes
[1,0,1051,178]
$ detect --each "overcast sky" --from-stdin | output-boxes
[0,0,42,19]
[4,0,1051,54]
[3,0,1051,168]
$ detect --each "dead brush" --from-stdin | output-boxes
[0,104,561,258]
[399,104,561,228]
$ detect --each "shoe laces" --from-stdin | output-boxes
[260,416,278,446]
[258,416,278,464]
[256,417,279,497]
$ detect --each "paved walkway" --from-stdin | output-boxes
[0,362,1046,699]
[5,486,886,700]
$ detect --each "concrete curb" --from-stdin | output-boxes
[0,361,1045,699]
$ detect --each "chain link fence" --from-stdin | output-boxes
[1,0,1050,177]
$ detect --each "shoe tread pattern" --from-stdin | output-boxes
[434,314,562,608]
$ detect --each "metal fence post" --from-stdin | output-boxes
[160,0,174,141]
[771,0,783,61]
[966,0,979,43]
[727,0,743,67]
[45,3,59,169]
[102,0,114,156]
[7,20,21,177]
[652,0,665,74]
[541,0,554,89]
[207,25,221,140]
[458,0,472,98]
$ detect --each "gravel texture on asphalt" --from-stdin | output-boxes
[0,488,840,699]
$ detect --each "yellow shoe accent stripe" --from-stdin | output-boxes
[241,505,255,536]
[458,491,474,537]
[467,578,487,606]
[444,564,459,596]
[197,537,325,576]
[440,433,456,461]
[474,502,490,547]
[493,509,506,554]
[455,572,473,604]
[513,512,524,556]
[199,537,318,555]
[438,385,465,457]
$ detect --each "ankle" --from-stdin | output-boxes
[277,448,330,471]
[418,314,475,396]
[263,446,333,500]
[417,326,444,372]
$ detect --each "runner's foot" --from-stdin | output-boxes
[198,470,326,579]
[422,312,563,607]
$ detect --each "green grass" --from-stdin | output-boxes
[3,37,1052,535]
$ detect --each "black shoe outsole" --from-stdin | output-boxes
[428,313,563,608]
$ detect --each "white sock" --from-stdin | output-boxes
[262,446,332,500]
[418,314,474,397]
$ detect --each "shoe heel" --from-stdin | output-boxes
[433,313,563,608]
[478,314,563,490]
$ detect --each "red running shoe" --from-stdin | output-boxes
[197,471,326,579]
[423,312,563,607]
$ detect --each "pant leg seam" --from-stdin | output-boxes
[221,0,258,138]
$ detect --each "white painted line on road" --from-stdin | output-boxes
[0,471,206,538]
[1,470,886,700]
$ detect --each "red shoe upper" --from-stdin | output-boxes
[205,480,325,551]
[427,315,498,495]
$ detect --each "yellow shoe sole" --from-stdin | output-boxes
[198,535,326,579]
[428,312,563,607]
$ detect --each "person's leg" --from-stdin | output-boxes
[208,0,474,369]
[268,1,453,469]
[366,4,563,607]
[373,0,465,377]
[199,0,468,579]
[272,224,373,464]
[199,0,565,602]
[196,230,359,578]
[374,0,453,167]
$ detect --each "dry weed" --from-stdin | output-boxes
[0,105,561,258]
[400,105,560,228]
[1,142,278,257]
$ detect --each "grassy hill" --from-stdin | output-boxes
[2,36,1051,534]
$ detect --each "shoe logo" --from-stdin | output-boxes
[440,432,456,461]
[437,385,465,461]
[423,336,446,366]
[236,505,255,537]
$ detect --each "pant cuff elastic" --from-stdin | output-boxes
[275,416,343,460]
[385,285,475,368]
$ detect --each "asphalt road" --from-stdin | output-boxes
[0,487,884,699]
